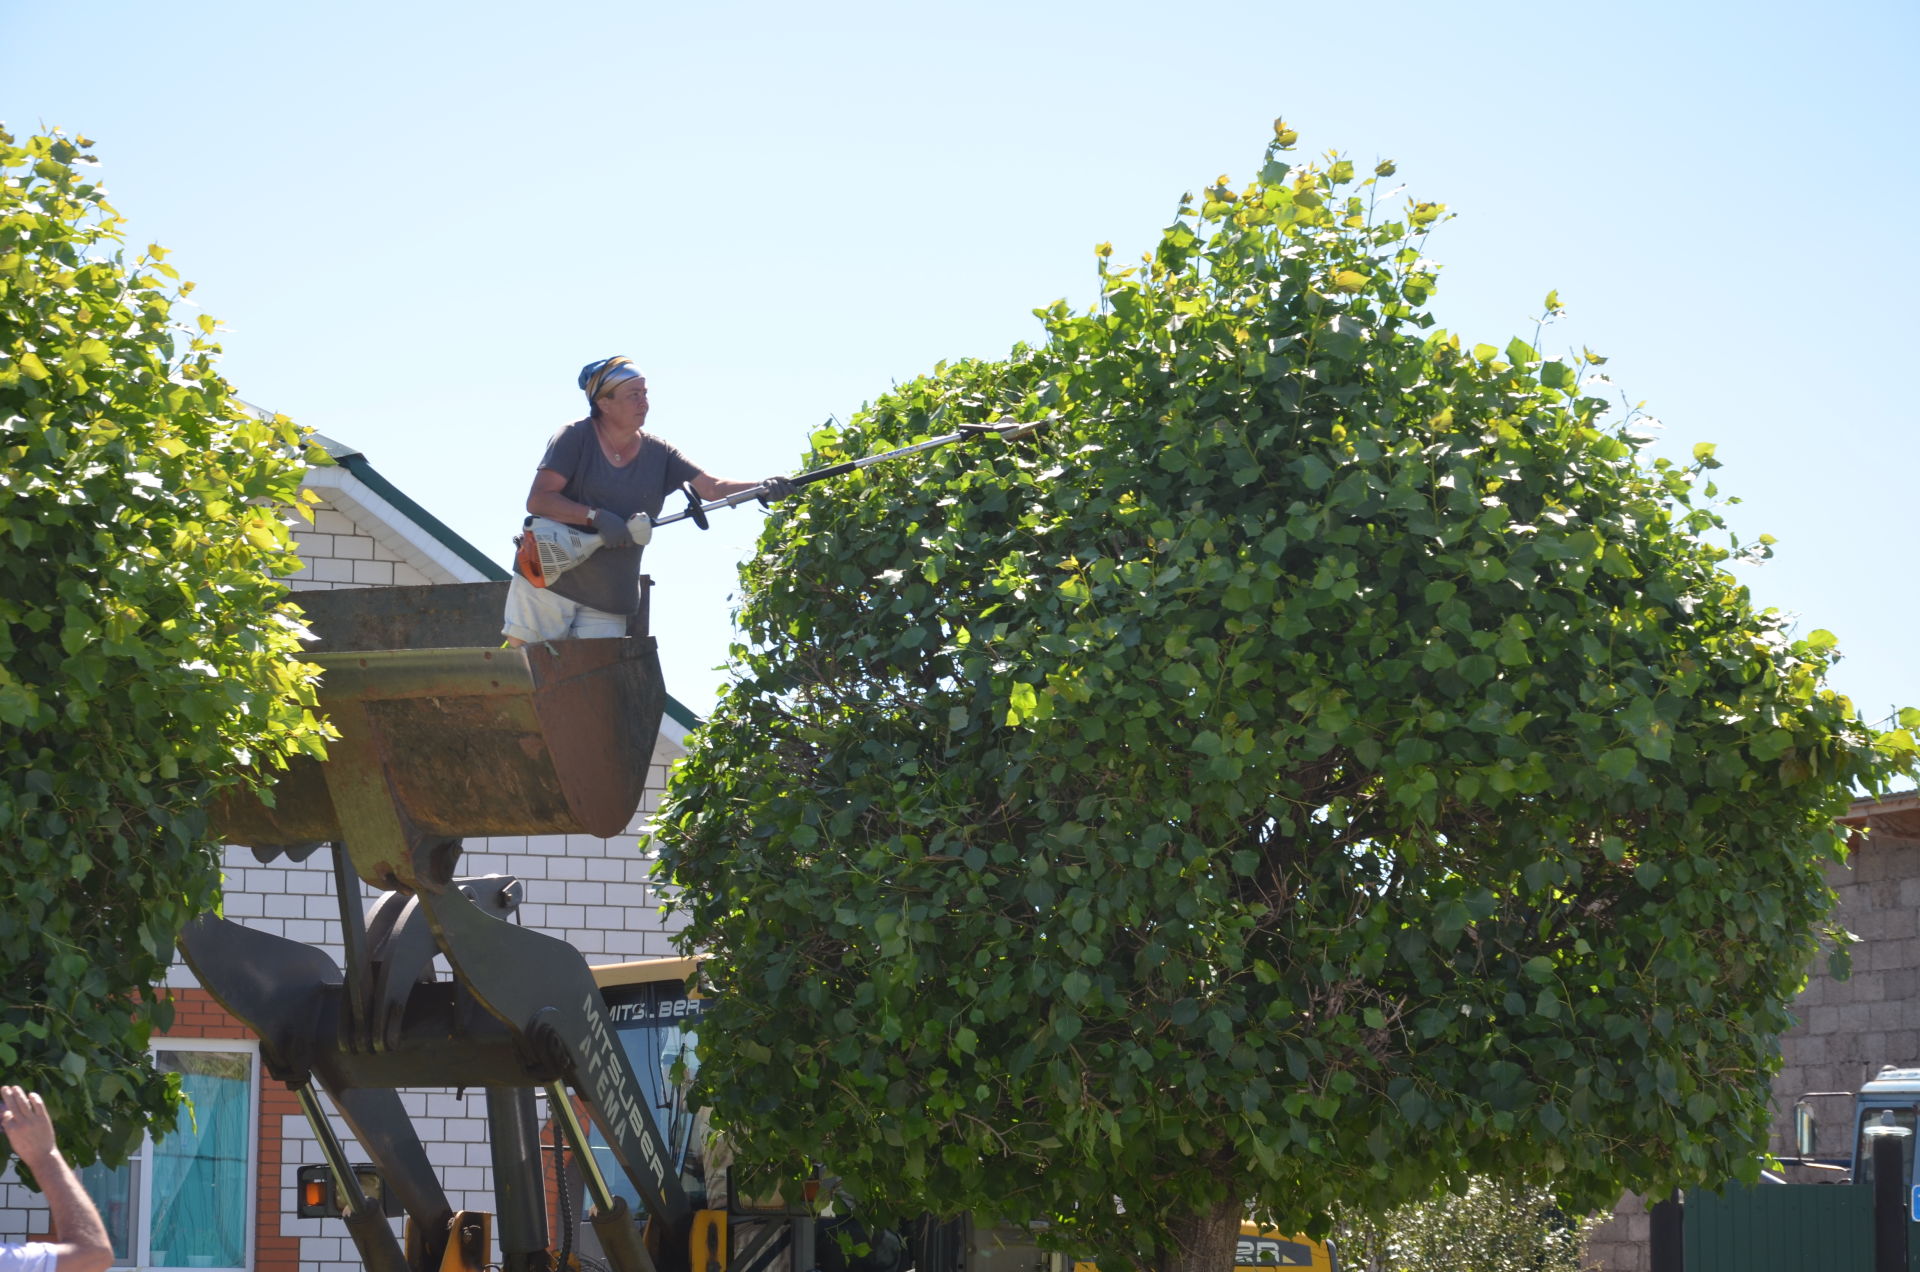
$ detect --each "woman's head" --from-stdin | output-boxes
[579,356,647,424]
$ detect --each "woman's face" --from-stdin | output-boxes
[598,375,649,429]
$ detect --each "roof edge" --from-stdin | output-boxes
[329,449,509,582]
[662,694,698,734]
[1841,790,1920,827]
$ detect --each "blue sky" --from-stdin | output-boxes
[5,0,1916,724]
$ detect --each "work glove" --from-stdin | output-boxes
[758,474,795,504]
[591,508,635,549]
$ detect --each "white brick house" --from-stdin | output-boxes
[2,433,699,1272]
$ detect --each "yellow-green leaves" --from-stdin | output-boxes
[1004,680,1038,726]
[1,125,327,1174]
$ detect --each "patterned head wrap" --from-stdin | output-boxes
[578,356,643,402]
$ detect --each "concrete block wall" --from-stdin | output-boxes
[1772,831,1920,1158]
[1585,1194,1653,1272]
[1588,819,1920,1269]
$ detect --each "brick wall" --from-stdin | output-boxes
[0,1165,54,1248]
[286,504,438,592]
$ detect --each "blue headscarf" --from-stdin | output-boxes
[578,356,642,403]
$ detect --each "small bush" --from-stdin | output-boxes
[1333,1177,1597,1272]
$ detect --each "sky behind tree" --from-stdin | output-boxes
[4,0,1915,723]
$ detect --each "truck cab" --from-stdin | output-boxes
[1850,1066,1920,1190]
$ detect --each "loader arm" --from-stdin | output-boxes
[187,583,693,1272]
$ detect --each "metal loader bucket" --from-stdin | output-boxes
[215,583,665,859]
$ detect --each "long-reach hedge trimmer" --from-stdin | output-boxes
[514,415,1053,589]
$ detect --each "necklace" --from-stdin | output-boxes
[602,429,638,464]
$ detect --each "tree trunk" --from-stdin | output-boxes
[1157,1196,1244,1272]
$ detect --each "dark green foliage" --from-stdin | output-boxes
[0,127,327,1173]
[653,125,1916,1264]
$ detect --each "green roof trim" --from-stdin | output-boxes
[663,694,699,731]
[309,432,509,582]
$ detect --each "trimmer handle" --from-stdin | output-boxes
[680,482,709,530]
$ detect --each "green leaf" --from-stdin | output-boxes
[1596,748,1639,780]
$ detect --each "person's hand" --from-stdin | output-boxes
[2,1086,59,1169]
[590,508,635,549]
[758,475,795,504]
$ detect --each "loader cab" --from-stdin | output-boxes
[590,957,711,1209]
[1069,1223,1337,1272]
[1230,1225,1337,1272]
[1851,1066,1920,1190]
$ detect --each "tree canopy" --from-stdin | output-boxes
[653,123,1916,1269]
[0,126,327,1173]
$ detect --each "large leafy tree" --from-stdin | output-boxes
[654,124,1915,1271]
[0,127,327,1173]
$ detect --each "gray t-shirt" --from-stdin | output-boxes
[538,419,700,615]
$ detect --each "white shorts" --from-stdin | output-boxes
[502,574,630,643]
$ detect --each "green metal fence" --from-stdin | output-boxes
[1684,1182,1875,1272]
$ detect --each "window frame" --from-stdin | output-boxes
[89,1037,261,1272]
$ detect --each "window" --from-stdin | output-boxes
[78,1041,258,1271]
[591,978,708,1212]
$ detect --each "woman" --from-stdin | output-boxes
[502,355,790,645]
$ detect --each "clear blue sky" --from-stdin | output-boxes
[5,0,1916,724]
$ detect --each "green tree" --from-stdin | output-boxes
[0,127,327,1174]
[653,123,1916,1272]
